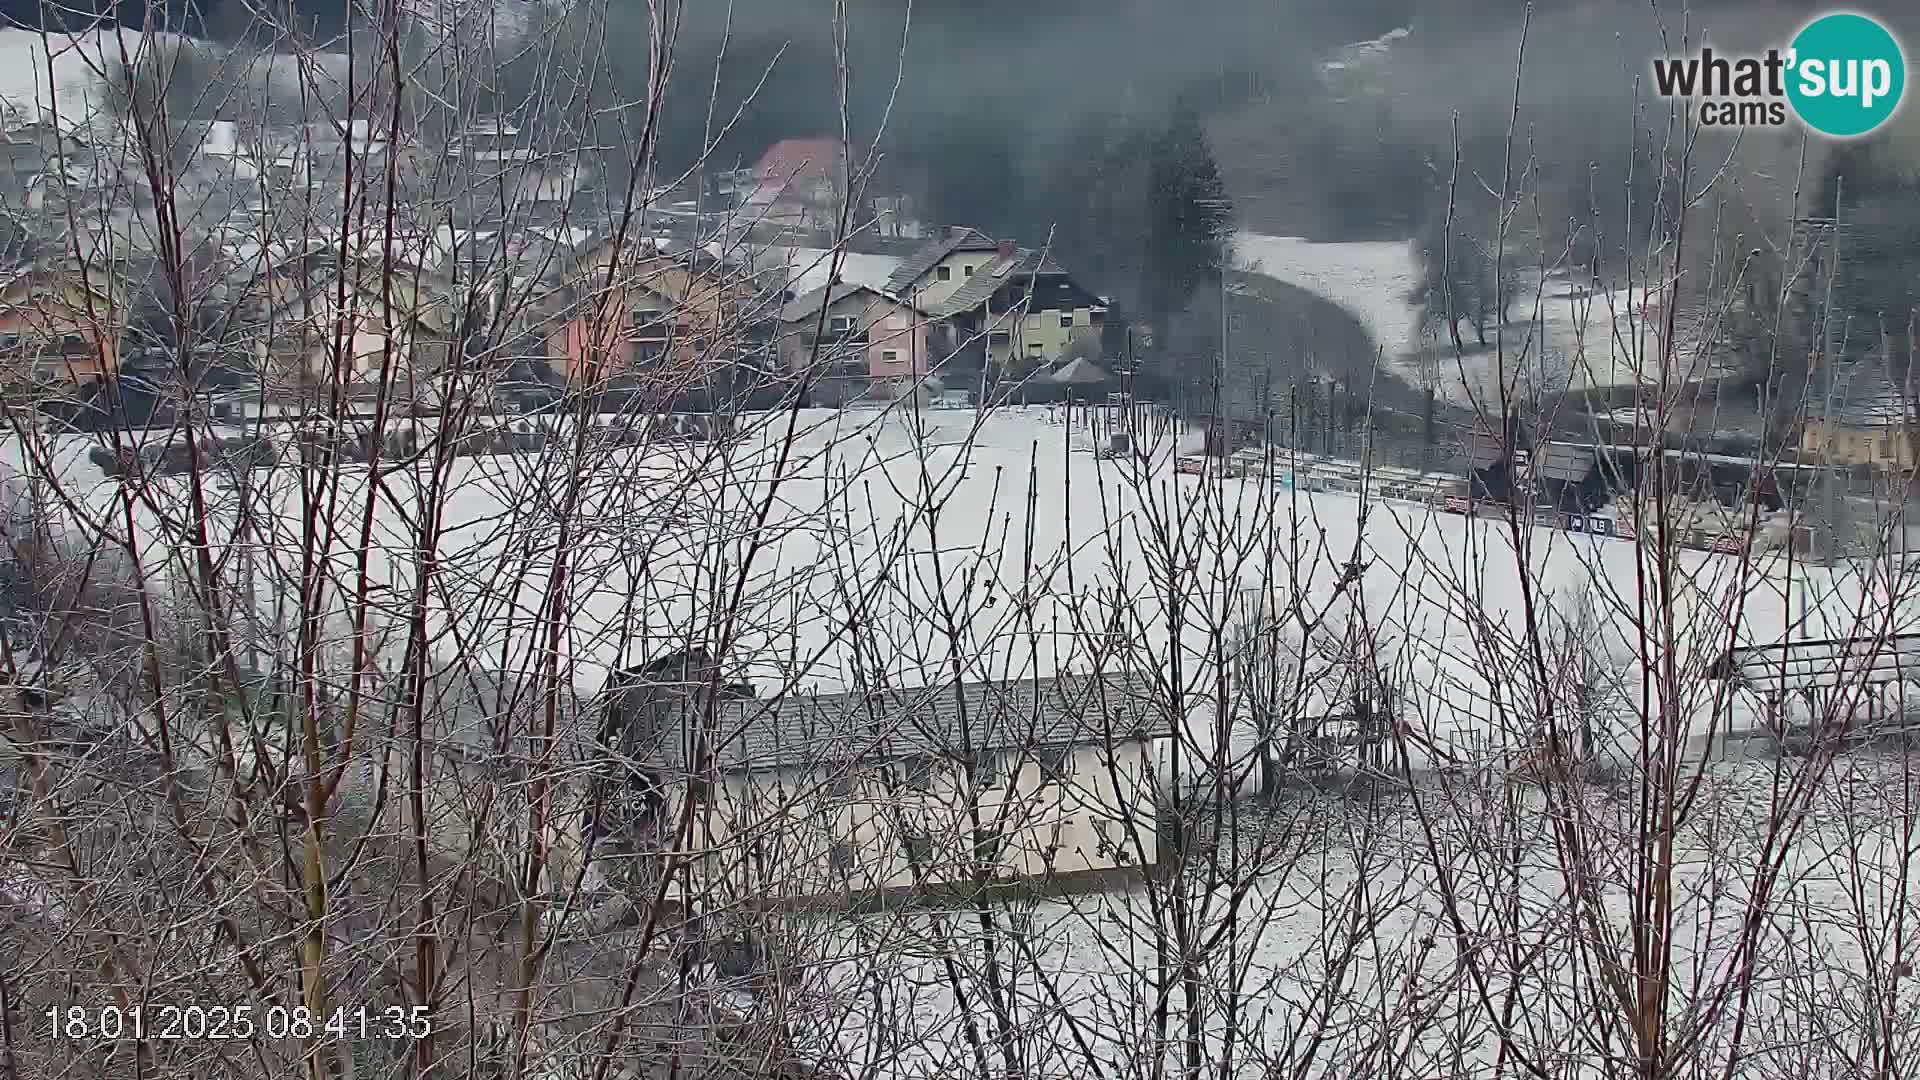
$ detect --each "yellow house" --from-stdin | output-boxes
[884,227,1107,371]
[1800,415,1918,471]
[238,252,456,388]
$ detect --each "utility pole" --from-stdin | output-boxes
[1199,196,1234,450]
[1797,212,1860,556]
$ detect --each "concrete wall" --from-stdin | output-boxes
[660,739,1161,903]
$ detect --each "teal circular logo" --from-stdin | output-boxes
[1786,13,1906,137]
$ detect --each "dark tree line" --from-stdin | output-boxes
[1816,146,1920,374]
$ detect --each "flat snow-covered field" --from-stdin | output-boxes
[7,408,1903,762]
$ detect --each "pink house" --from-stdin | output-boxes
[777,284,930,381]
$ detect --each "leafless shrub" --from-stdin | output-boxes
[4,4,1920,1080]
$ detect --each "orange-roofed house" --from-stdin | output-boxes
[547,251,772,388]
[0,260,124,388]
[744,138,848,232]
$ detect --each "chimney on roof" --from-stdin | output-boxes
[997,240,1014,260]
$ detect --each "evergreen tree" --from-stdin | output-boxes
[1142,98,1234,339]
[1047,110,1149,310]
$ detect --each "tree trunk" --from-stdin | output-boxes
[1258,735,1278,799]
[1448,315,1464,352]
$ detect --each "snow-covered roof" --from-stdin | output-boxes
[658,670,1161,773]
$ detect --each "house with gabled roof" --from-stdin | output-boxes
[744,137,848,233]
[229,248,458,389]
[776,282,930,402]
[885,226,1107,373]
[0,254,129,388]
[1798,369,1920,473]
[609,668,1166,904]
[546,247,775,386]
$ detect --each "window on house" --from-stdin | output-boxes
[937,266,952,282]
[973,825,1003,863]
[824,767,858,797]
[973,750,1003,787]
[963,265,975,277]
[1037,746,1072,783]
[1059,312,1074,328]
[828,314,855,334]
[988,331,1011,346]
[632,308,666,337]
[903,828,934,863]
[903,755,936,792]
[829,839,856,872]
[881,350,899,364]
[1027,342,1044,358]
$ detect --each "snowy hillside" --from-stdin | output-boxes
[0,27,357,128]
[1236,231,1690,406]
[1236,232,1424,361]
[0,26,154,127]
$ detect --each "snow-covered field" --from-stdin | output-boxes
[1236,231,1689,406]
[792,743,1920,1078]
[9,409,1905,762]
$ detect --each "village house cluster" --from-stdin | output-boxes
[0,119,1112,420]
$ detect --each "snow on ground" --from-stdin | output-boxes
[775,246,904,295]
[796,748,1920,1078]
[1236,232,1424,364]
[7,409,1907,768]
[7,410,1915,1076]
[0,27,145,127]
[1404,272,1671,407]
[1236,230,1688,406]
[0,28,349,131]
